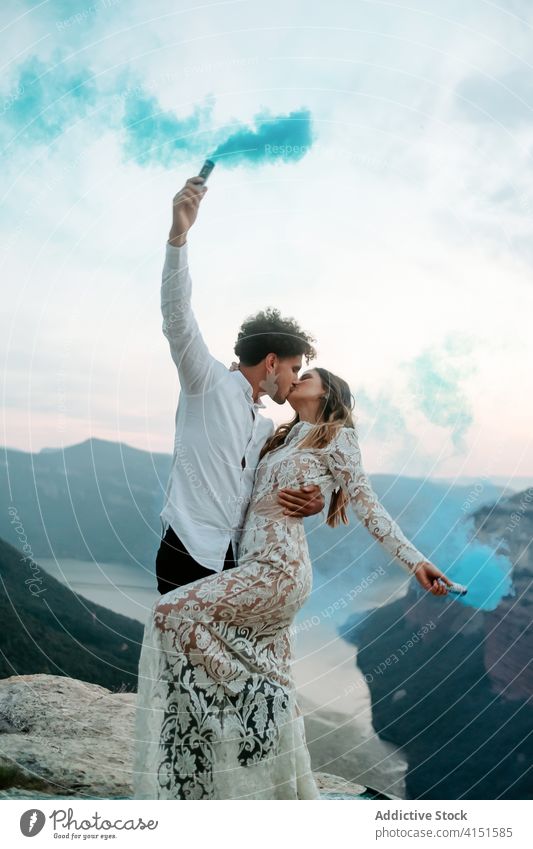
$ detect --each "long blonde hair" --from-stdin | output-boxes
[259,367,357,527]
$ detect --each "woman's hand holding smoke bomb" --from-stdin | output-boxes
[413,560,454,595]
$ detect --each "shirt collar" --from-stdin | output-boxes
[231,367,266,409]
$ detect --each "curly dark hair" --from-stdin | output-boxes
[234,307,317,366]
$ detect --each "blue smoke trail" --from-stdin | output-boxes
[122,92,314,168]
[414,514,514,611]
[210,107,314,167]
[1,54,98,148]
[4,54,315,173]
[122,92,216,167]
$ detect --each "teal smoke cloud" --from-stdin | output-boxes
[209,107,314,167]
[401,333,477,452]
[412,510,514,612]
[301,479,514,630]
[121,92,216,167]
[1,54,98,148]
[3,54,314,174]
[122,92,314,168]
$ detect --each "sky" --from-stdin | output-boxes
[1,0,532,483]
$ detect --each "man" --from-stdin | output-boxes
[156,176,325,593]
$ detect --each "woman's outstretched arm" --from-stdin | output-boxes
[327,427,453,595]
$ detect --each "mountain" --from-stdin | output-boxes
[0,438,171,566]
[342,487,533,800]
[0,534,143,690]
[474,489,533,702]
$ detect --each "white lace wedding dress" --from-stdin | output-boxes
[132,422,427,800]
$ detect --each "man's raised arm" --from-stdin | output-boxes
[161,176,223,392]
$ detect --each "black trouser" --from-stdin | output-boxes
[155,523,237,594]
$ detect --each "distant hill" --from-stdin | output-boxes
[0,438,171,567]
[0,535,143,690]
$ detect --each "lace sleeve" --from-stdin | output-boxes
[326,427,427,575]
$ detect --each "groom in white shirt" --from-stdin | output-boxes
[156,176,324,594]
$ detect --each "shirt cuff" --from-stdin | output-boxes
[165,239,188,270]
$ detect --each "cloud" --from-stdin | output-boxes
[455,70,533,126]
[1,0,531,476]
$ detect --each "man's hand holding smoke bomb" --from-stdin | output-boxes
[168,176,209,247]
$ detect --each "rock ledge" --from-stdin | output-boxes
[0,675,382,800]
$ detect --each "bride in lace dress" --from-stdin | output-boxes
[132,367,451,800]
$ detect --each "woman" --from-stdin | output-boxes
[132,367,452,800]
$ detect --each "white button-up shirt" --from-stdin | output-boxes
[159,241,275,573]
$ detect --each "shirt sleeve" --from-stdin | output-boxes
[161,242,226,393]
[326,427,428,575]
